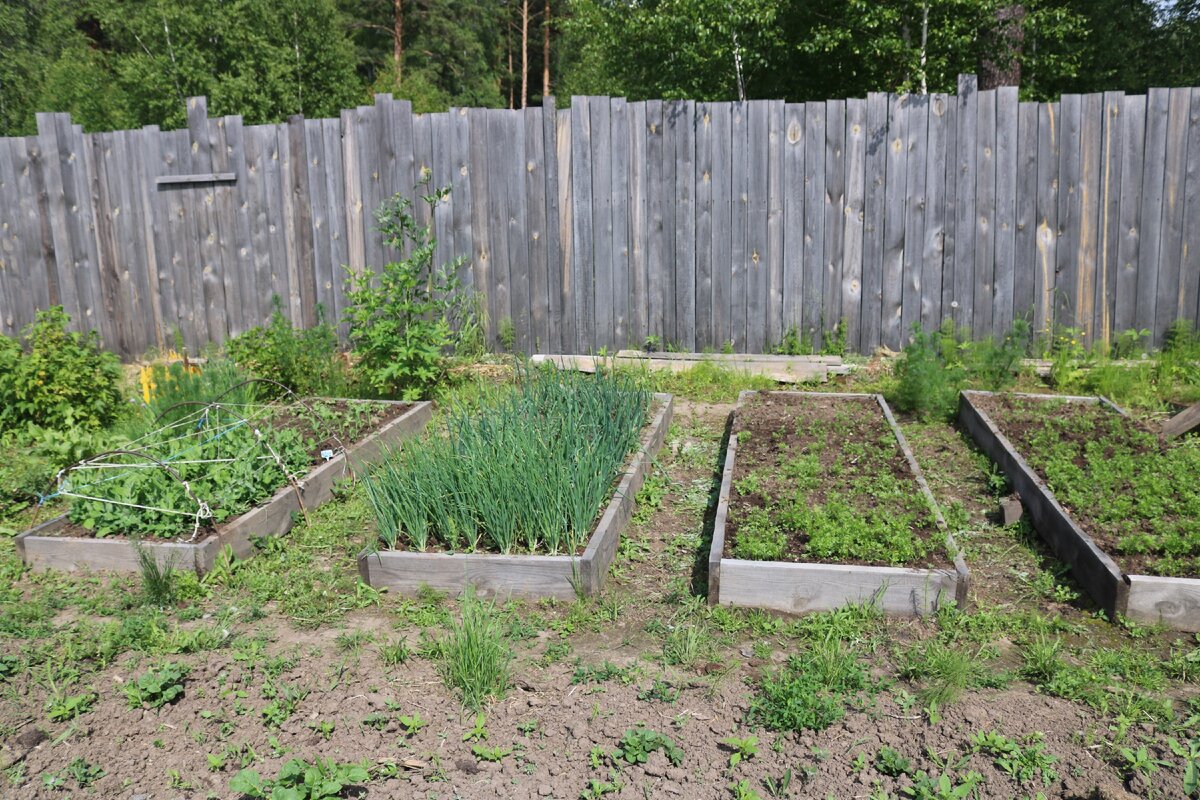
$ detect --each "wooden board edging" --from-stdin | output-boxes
[959,390,1199,630]
[708,390,968,615]
[356,393,674,599]
[15,400,432,574]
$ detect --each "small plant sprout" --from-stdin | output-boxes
[1118,745,1170,782]
[612,726,684,767]
[398,713,427,736]
[1167,737,1200,796]
[721,735,759,770]
[462,712,488,742]
[762,769,793,798]
[306,719,335,740]
[472,744,512,762]
[875,747,913,777]
[124,662,188,709]
[730,778,765,800]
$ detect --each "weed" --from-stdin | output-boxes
[472,744,512,762]
[762,769,793,797]
[1117,745,1169,782]
[897,640,1007,720]
[730,778,765,800]
[900,770,984,799]
[462,712,489,742]
[230,758,369,800]
[637,679,680,704]
[377,638,411,666]
[398,712,427,736]
[969,731,1058,786]
[260,682,307,728]
[440,590,513,709]
[612,726,684,767]
[45,689,95,722]
[1166,737,1200,796]
[124,662,188,709]
[722,735,759,769]
[750,637,873,732]
[135,542,179,607]
[306,719,335,740]
[876,746,913,777]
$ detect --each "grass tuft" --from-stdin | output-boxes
[439,589,513,710]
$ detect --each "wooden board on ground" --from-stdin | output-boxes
[15,402,433,574]
[357,394,673,599]
[530,352,847,383]
[958,390,1200,631]
[708,390,969,615]
[1163,401,1200,438]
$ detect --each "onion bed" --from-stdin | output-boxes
[363,366,651,555]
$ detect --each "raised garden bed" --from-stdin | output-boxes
[357,393,673,599]
[15,399,432,574]
[708,391,969,615]
[959,390,1200,631]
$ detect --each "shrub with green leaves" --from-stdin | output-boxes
[364,366,649,555]
[230,758,369,800]
[344,186,477,399]
[0,306,124,433]
[226,298,349,397]
[124,662,188,709]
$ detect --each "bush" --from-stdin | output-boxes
[225,298,349,397]
[344,186,475,400]
[0,307,124,432]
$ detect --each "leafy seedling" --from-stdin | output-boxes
[1167,737,1200,797]
[230,758,369,800]
[730,779,765,800]
[612,726,684,767]
[125,662,189,709]
[462,712,488,742]
[722,735,759,770]
[876,746,912,777]
[472,744,512,762]
[399,713,427,736]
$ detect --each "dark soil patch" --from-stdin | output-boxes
[726,392,951,568]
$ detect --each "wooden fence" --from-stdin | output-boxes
[1,76,1198,358]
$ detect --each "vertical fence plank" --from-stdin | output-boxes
[1155,87,1191,340]
[861,94,887,352]
[1013,103,1039,324]
[304,119,333,325]
[1076,92,1103,346]
[993,86,1018,338]
[467,108,493,343]
[542,99,562,354]
[953,76,978,332]
[526,106,550,353]
[675,100,697,352]
[590,99,614,350]
[728,102,748,351]
[1035,102,1060,339]
[1115,95,1146,335]
[556,108,575,351]
[450,108,475,293]
[1177,87,1200,335]
[823,99,847,350]
[0,142,19,335]
[803,102,827,347]
[662,101,680,346]
[710,102,732,348]
[901,94,928,342]
[782,102,806,340]
[842,98,866,345]
[320,118,349,326]
[766,99,785,351]
[629,101,648,347]
[694,102,714,349]
[610,99,630,350]
[504,110,530,353]
[431,113,454,274]
[646,99,665,345]
[241,125,271,325]
[1096,92,1125,346]
[922,94,949,331]
[1056,95,1083,333]
[746,100,769,353]
[881,94,908,350]
[570,98,594,352]
[1136,89,1169,340]
[973,89,997,338]
[487,110,513,348]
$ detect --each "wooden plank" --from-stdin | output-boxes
[823,99,847,351]
[662,101,679,345]
[782,103,806,342]
[861,94,887,352]
[1035,102,1060,339]
[504,110,531,352]
[973,89,997,339]
[525,106,551,353]
[1056,95,1083,333]
[276,125,302,326]
[486,110,513,348]
[901,94,928,341]
[0,141,26,335]
[675,100,697,352]
[12,136,53,329]
[1163,401,1200,439]
[1136,89,1169,340]
[358,103,386,269]
[729,102,750,351]
[645,99,665,346]
[154,173,236,186]
[694,102,714,349]
[220,117,259,333]
[556,108,575,352]
[448,108,475,296]
[157,129,199,345]
[412,111,434,237]
[263,126,297,324]
[89,132,128,353]
[468,108,493,343]
[608,100,630,349]
[746,100,769,353]
[74,120,117,347]
[941,95,958,336]
[188,99,231,343]
[321,118,349,328]
[803,102,826,348]
[541,99,561,354]
[1013,102,1040,323]
[1155,87,1191,341]
[240,125,272,325]
[710,103,733,349]
[340,109,365,284]
[881,94,908,350]
[286,114,317,328]
[570,98,594,352]
[842,98,866,344]
[1176,86,1200,337]
[115,132,156,354]
[953,75,978,332]
[590,99,614,350]
[1115,95,1147,335]
[1126,575,1200,632]
[921,94,949,331]
[629,101,649,348]
[765,100,785,351]
[1076,93,1103,347]
[303,119,334,324]
[958,391,1127,620]
[1096,92,1125,347]
[993,86,1018,338]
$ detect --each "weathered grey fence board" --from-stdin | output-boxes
[993,86,1018,337]
[901,94,928,342]
[842,98,866,342]
[4,83,1200,359]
